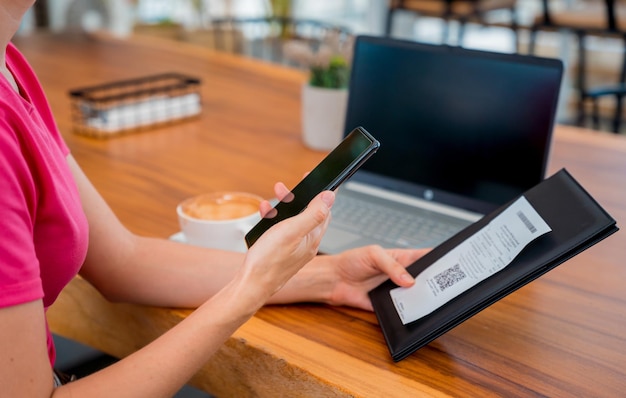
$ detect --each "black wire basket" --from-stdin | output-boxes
[69,72,202,138]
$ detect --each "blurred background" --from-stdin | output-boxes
[17,0,626,134]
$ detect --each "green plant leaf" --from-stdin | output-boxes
[309,55,350,89]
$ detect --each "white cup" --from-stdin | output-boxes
[177,191,263,252]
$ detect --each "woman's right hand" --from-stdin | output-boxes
[238,190,335,303]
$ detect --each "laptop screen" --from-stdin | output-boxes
[343,36,564,214]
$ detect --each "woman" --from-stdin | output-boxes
[0,2,426,397]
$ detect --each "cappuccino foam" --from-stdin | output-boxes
[181,192,260,221]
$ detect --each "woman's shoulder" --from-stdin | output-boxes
[6,42,37,87]
[4,41,70,156]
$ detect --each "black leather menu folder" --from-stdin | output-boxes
[369,168,619,362]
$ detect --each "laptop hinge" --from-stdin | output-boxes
[342,181,484,222]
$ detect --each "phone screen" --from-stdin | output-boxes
[245,126,380,247]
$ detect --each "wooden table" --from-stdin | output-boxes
[12,32,626,398]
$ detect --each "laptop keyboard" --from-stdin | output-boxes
[330,194,472,249]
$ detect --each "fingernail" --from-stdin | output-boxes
[400,273,414,283]
[321,191,335,207]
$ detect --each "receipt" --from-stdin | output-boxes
[390,196,551,325]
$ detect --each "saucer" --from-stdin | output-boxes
[168,231,248,252]
[169,231,188,244]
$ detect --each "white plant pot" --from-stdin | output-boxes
[301,84,349,151]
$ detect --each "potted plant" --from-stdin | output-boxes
[283,33,352,88]
[283,34,354,150]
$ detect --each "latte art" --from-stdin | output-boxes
[181,192,261,221]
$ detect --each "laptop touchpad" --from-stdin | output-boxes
[321,227,361,251]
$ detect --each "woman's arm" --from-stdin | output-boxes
[0,300,55,397]
[72,155,247,307]
[73,156,423,310]
[1,155,335,398]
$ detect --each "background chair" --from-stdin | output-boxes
[528,0,626,133]
[385,0,520,51]
[180,16,352,67]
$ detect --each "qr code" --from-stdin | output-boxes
[434,264,466,291]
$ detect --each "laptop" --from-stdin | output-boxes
[318,35,564,254]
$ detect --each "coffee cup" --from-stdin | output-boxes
[177,191,263,252]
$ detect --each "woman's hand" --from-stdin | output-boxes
[259,181,293,218]
[241,190,335,301]
[260,181,430,311]
[321,246,429,311]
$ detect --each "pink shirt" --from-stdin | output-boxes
[0,42,89,366]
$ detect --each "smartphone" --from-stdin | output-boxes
[244,126,380,248]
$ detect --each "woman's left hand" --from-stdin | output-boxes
[322,245,429,311]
